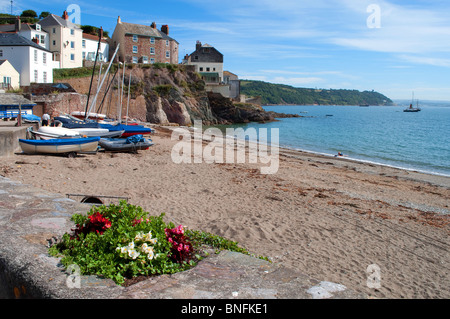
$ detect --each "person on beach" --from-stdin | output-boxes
[42,113,50,126]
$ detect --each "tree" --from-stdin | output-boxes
[20,10,37,18]
[39,11,50,19]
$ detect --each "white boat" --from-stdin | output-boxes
[19,137,101,155]
[71,128,124,138]
[71,111,106,121]
[34,126,83,140]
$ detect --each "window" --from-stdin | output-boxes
[34,70,38,82]
[71,41,75,49]
[82,40,86,48]
[165,51,170,58]
[199,67,203,71]
[142,56,148,64]
[43,72,47,83]
[132,56,138,64]
[34,50,38,62]
[82,52,86,59]
[132,35,138,42]
[40,35,45,45]
[206,67,210,72]
[150,47,155,55]
[150,37,155,44]
[0,49,2,57]
[36,24,41,31]
[166,40,169,46]
[70,54,75,61]
[70,29,75,35]
[52,28,56,33]
[43,52,47,65]
[150,58,155,64]
[52,40,56,46]
[132,45,138,54]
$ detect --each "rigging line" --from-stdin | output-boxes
[97,67,118,114]
[328,212,450,272]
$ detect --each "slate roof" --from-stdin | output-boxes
[0,23,35,33]
[0,33,51,52]
[120,22,178,43]
[0,94,36,106]
[38,14,81,29]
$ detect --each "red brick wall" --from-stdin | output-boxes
[123,34,178,64]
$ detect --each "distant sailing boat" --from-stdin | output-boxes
[404,92,421,112]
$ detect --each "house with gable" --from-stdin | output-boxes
[82,33,109,64]
[110,17,178,64]
[182,41,240,99]
[38,11,83,68]
[0,33,53,86]
[0,59,20,90]
[0,17,49,51]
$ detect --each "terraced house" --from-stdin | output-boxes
[38,11,83,68]
[110,16,178,64]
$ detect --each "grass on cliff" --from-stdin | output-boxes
[54,63,184,80]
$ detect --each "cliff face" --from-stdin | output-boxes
[57,65,276,126]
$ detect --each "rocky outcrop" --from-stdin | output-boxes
[56,64,290,126]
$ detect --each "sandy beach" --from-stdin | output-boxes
[1,125,449,299]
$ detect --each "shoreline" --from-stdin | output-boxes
[1,123,449,298]
[180,123,450,190]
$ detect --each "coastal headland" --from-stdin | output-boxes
[1,123,448,299]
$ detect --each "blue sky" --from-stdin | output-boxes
[3,0,450,101]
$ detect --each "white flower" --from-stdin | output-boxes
[141,243,152,254]
[127,242,135,250]
[135,232,144,241]
[128,249,140,260]
[147,249,154,260]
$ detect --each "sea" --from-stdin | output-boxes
[217,100,450,177]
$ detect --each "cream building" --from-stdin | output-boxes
[0,60,20,90]
[39,11,83,69]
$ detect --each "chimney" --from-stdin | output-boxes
[15,16,21,32]
[151,22,156,29]
[62,10,69,20]
[118,16,122,24]
[98,27,104,39]
[161,25,169,35]
[196,41,202,50]
[32,37,38,44]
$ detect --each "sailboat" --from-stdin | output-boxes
[404,92,421,112]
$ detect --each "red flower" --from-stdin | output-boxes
[71,212,112,239]
[165,225,193,263]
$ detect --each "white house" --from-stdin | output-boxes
[82,33,109,63]
[0,59,20,90]
[0,33,53,86]
[0,18,50,51]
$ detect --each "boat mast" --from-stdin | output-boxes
[85,27,103,120]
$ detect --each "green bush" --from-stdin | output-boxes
[49,201,267,285]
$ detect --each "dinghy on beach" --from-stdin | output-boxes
[19,137,100,156]
[99,135,153,152]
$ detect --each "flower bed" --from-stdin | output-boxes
[49,200,263,285]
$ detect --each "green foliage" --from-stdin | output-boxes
[49,201,268,286]
[39,11,50,19]
[49,201,189,285]
[240,80,393,106]
[80,25,109,38]
[20,10,37,18]
[53,66,115,80]
[152,84,173,96]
